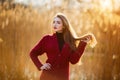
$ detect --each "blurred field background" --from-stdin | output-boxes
[0,0,120,80]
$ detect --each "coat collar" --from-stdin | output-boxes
[52,33,69,53]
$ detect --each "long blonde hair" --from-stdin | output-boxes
[54,13,97,51]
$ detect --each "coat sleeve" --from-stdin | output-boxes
[29,35,48,70]
[69,41,87,64]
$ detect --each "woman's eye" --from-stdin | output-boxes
[53,21,55,23]
[57,21,61,24]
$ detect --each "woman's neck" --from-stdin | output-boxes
[56,32,65,51]
[56,30,63,33]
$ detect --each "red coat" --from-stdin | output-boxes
[30,33,87,80]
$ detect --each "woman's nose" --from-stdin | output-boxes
[53,23,57,27]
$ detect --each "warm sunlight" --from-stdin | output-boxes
[0,0,120,80]
[0,38,3,43]
[100,0,113,12]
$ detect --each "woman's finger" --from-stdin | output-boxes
[47,63,51,67]
[44,63,51,70]
[46,65,51,70]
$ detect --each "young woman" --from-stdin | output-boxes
[30,13,97,80]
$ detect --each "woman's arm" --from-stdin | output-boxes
[69,34,94,64]
[69,41,87,64]
[30,35,48,70]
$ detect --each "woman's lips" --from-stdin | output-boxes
[54,27,57,29]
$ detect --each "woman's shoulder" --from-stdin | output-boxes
[42,33,54,39]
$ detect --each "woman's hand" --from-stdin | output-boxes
[80,35,92,43]
[78,33,97,48]
[40,63,51,70]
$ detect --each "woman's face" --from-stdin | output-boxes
[52,17,63,33]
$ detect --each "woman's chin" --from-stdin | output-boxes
[54,30,62,33]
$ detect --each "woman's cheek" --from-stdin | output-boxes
[58,25,63,30]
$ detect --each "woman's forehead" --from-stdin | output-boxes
[54,17,62,21]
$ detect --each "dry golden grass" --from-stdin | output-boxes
[0,1,120,80]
